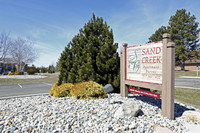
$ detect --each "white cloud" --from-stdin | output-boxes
[28,29,47,38]
[109,0,173,49]
[22,24,78,67]
[33,52,60,67]
[32,41,63,67]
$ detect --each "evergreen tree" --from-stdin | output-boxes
[148,26,168,43]
[40,66,48,73]
[58,13,120,90]
[148,9,200,68]
[48,65,55,73]
[57,43,72,85]
[169,9,200,67]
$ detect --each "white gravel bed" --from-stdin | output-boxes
[0,93,199,133]
[0,75,47,79]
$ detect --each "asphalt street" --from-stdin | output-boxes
[175,77,200,89]
[0,77,200,99]
[0,82,53,99]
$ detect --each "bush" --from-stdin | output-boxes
[14,71,24,75]
[70,81,107,100]
[8,72,14,75]
[49,82,74,97]
[49,82,58,96]
[27,68,35,75]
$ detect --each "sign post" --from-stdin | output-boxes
[161,34,175,119]
[120,43,128,97]
[120,33,175,119]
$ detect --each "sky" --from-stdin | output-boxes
[0,0,200,67]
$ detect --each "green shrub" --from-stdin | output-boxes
[14,71,24,75]
[8,72,14,75]
[49,82,58,96]
[70,81,107,100]
[27,68,35,75]
[49,82,74,97]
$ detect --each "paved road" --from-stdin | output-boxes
[0,82,53,99]
[0,77,199,99]
[175,77,200,89]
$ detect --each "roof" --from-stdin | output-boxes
[0,58,18,64]
[185,59,200,64]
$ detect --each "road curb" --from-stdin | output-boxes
[175,86,200,90]
[0,93,49,100]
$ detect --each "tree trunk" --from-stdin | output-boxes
[180,61,185,70]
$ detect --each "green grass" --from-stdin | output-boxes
[136,87,200,109]
[174,70,200,108]
[174,87,200,109]
[0,74,58,85]
[175,70,200,77]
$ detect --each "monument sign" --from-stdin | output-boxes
[120,33,175,119]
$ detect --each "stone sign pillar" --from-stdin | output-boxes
[162,33,175,120]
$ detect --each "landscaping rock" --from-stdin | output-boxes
[114,101,140,118]
[181,111,200,123]
[153,126,175,133]
[0,94,199,132]
[184,123,200,133]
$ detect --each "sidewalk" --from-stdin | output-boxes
[179,76,200,79]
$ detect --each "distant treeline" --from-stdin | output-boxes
[29,65,57,73]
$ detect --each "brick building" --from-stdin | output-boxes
[175,59,200,70]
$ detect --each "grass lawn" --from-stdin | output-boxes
[174,70,200,108]
[175,70,200,77]
[174,87,200,109]
[0,74,58,85]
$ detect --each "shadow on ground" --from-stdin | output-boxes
[128,95,195,118]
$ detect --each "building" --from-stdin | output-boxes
[0,58,27,74]
[175,59,200,70]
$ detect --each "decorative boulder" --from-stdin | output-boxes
[181,111,200,123]
[114,101,140,118]
[104,84,114,93]
[153,126,175,133]
[184,123,200,133]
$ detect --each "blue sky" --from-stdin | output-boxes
[0,0,199,67]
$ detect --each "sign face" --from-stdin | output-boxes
[126,42,163,84]
[129,87,160,99]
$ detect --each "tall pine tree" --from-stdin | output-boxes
[169,9,200,67]
[57,43,73,85]
[148,26,168,43]
[57,13,120,90]
[148,9,200,68]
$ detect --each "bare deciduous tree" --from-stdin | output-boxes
[10,37,37,71]
[0,31,12,62]
[0,31,12,73]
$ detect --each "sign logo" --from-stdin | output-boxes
[127,49,141,73]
